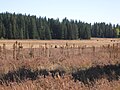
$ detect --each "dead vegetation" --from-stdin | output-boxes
[0,38,120,90]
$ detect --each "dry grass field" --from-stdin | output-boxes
[0,38,119,49]
[0,38,120,90]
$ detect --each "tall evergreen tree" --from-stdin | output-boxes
[0,12,119,40]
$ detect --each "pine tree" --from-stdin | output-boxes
[45,24,51,39]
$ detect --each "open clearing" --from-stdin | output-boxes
[0,38,120,90]
[0,38,120,49]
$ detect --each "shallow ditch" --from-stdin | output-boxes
[0,64,120,86]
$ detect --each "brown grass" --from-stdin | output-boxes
[0,38,119,49]
[0,38,120,90]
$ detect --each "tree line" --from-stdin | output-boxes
[0,12,120,40]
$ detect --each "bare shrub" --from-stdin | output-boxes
[29,44,34,58]
[3,43,6,59]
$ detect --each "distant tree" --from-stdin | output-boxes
[29,16,39,39]
[83,24,91,39]
[60,23,67,39]
[11,13,17,39]
[45,24,51,39]
[24,15,29,39]
[0,12,119,40]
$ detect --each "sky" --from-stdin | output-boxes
[0,0,120,24]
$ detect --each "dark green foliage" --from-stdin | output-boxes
[91,23,119,38]
[0,12,119,40]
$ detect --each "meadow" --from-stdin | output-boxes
[0,38,120,90]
